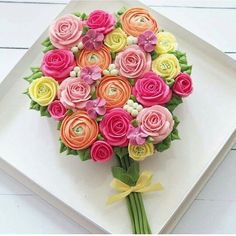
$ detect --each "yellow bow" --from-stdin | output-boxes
[107,171,164,204]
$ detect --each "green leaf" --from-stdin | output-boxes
[81,12,88,20]
[97,134,104,140]
[173,115,180,129]
[130,95,137,102]
[30,100,40,111]
[73,12,81,17]
[110,51,117,60]
[96,115,104,122]
[41,37,51,47]
[155,135,171,152]
[82,26,89,35]
[112,166,126,179]
[151,51,158,60]
[22,90,31,99]
[117,173,136,186]
[114,147,128,159]
[166,94,183,112]
[179,55,187,64]
[67,148,78,156]
[166,78,175,87]
[23,71,43,83]
[131,119,139,127]
[171,128,180,141]
[43,45,55,53]
[30,67,40,73]
[40,106,51,117]
[57,121,62,131]
[60,142,67,153]
[91,90,97,99]
[77,149,91,161]
[127,162,140,182]
[115,21,122,29]
[66,109,73,116]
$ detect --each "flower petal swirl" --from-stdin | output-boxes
[128,143,154,161]
[155,32,177,54]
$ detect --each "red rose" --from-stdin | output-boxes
[172,73,193,97]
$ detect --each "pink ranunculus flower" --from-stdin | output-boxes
[58,77,91,109]
[48,100,67,121]
[115,45,151,79]
[91,140,113,162]
[82,29,104,50]
[127,126,148,145]
[133,71,172,107]
[87,10,115,34]
[49,14,83,49]
[138,30,157,52]
[137,105,174,144]
[172,73,193,97]
[99,108,132,146]
[80,65,102,85]
[86,98,106,119]
[41,49,76,83]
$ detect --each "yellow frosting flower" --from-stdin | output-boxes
[29,77,59,106]
[155,32,177,54]
[152,54,181,80]
[128,143,154,161]
[104,28,127,53]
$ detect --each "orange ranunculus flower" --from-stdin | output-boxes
[120,7,158,37]
[96,76,131,109]
[76,45,112,70]
[60,111,98,150]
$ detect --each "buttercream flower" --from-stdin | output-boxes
[60,111,98,150]
[80,65,101,85]
[82,29,104,50]
[137,105,174,144]
[155,32,177,54]
[120,7,158,37]
[133,71,172,107]
[104,28,127,52]
[87,10,115,34]
[29,77,58,107]
[86,98,106,119]
[91,141,113,162]
[48,100,67,121]
[99,108,132,146]
[58,77,91,109]
[172,73,193,97]
[41,49,76,83]
[152,54,181,81]
[138,30,157,52]
[127,126,148,145]
[128,143,154,161]
[76,45,112,70]
[96,76,131,109]
[49,14,83,49]
[115,45,151,79]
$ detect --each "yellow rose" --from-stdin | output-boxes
[155,32,177,54]
[152,54,181,81]
[104,28,127,53]
[128,143,154,161]
[28,77,58,106]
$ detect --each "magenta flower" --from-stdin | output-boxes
[82,29,104,50]
[138,30,157,53]
[86,98,106,119]
[127,125,148,145]
[80,65,102,85]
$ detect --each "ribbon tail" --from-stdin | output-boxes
[107,190,131,205]
[138,182,164,193]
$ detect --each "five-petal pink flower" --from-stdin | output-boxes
[138,30,157,52]
[82,29,104,50]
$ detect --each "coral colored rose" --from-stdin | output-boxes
[41,49,76,83]
[128,143,154,161]
[120,7,158,37]
[172,73,193,97]
[96,76,131,109]
[137,105,174,144]
[91,141,113,162]
[76,45,111,70]
[58,77,91,109]
[87,10,115,34]
[60,111,98,150]
[115,45,151,79]
[48,100,67,121]
[133,71,172,107]
[49,14,83,49]
[99,108,132,146]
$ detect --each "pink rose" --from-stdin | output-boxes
[58,77,91,109]
[137,105,174,144]
[133,71,172,107]
[99,108,132,146]
[48,100,67,121]
[41,49,76,83]
[172,73,193,97]
[49,14,83,49]
[91,141,113,163]
[87,10,115,34]
[115,45,151,79]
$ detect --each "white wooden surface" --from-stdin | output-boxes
[0,0,236,233]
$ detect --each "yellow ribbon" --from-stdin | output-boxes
[107,171,164,204]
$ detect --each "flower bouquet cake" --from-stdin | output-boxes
[23,6,193,234]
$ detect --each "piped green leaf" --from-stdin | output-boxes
[166,94,183,112]
[60,142,67,153]
[40,106,51,117]
[30,100,40,111]
[127,162,140,182]
[155,135,171,152]
[77,149,91,161]
[114,147,128,159]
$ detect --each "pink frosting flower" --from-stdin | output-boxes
[127,126,148,145]
[172,73,193,97]
[80,65,102,85]
[49,14,83,49]
[82,29,104,50]
[99,108,132,146]
[91,140,113,162]
[115,45,151,79]
[137,105,174,144]
[48,100,67,121]
[133,71,172,107]
[87,10,115,34]
[58,77,91,109]
[41,49,76,83]
[86,98,106,119]
[138,30,157,52]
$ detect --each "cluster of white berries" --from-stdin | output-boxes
[123,99,143,117]
[127,36,138,45]
[103,64,119,76]
[70,66,81,78]
[71,42,84,54]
